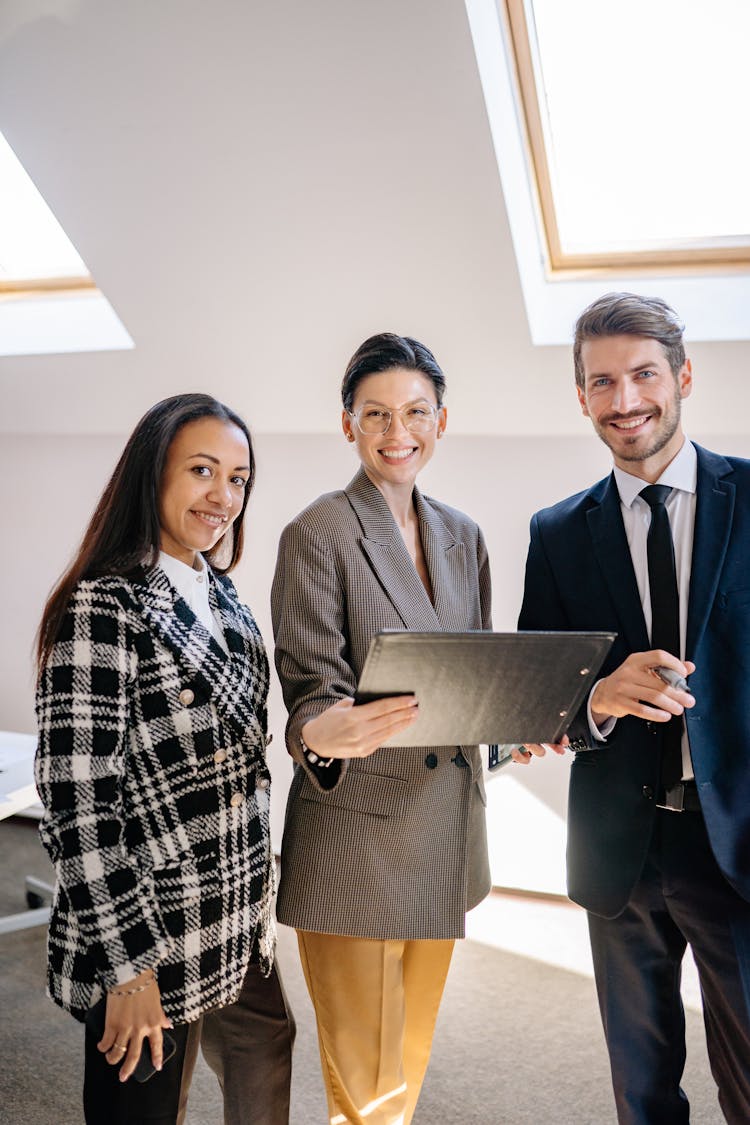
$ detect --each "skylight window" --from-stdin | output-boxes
[0,131,132,355]
[504,0,750,270]
[0,132,93,290]
[465,0,750,342]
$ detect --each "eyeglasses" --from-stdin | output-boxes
[349,403,441,435]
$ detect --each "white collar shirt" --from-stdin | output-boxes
[590,438,697,778]
[157,551,229,654]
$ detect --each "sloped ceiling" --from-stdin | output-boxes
[0,0,748,436]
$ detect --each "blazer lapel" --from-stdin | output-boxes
[134,566,268,743]
[414,489,469,631]
[345,469,442,631]
[208,574,270,738]
[208,574,251,658]
[586,474,650,653]
[136,565,227,671]
[687,445,735,659]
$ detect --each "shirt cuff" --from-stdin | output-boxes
[587,680,616,742]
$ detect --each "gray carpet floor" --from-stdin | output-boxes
[0,817,722,1124]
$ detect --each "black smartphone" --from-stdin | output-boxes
[85,996,177,1083]
[353,690,415,706]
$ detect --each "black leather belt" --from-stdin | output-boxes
[656,779,701,813]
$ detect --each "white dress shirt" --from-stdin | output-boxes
[158,551,229,654]
[589,438,697,779]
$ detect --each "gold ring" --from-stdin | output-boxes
[113,1043,127,1052]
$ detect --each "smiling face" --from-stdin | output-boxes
[158,416,251,567]
[577,334,692,480]
[342,367,446,494]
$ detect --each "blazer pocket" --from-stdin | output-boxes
[719,587,750,610]
[299,769,409,819]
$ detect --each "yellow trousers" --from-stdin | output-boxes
[297,931,454,1125]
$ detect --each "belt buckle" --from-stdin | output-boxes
[656,783,685,812]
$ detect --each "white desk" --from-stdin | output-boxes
[0,730,51,932]
[0,730,41,820]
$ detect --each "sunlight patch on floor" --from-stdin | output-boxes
[467,891,703,1012]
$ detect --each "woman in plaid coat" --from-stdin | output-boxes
[34,394,294,1125]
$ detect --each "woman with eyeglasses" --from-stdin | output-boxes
[271,333,491,1125]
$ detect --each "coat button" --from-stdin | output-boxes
[452,751,469,768]
[230,793,244,808]
[257,777,270,790]
[642,785,654,800]
[214,749,228,764]
[179,688,195,706]
[425,753,438,769]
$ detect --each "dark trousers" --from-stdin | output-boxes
[83,958,295,1125]
[587,806,750,1125]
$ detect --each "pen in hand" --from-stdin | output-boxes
[654,666,691,694]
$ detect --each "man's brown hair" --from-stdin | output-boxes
[573,292,686,389]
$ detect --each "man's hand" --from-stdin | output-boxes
[512,736,569,765]
[590,650,695,727]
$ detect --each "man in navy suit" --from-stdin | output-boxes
[517,292,750,1123]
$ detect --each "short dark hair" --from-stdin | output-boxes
[37,393,254,673]
[573,292,686,388]
[341,333,446,412]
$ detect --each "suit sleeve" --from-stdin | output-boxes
[518,513,570,632]
[34,583,173,989]
[271,518,354,790]
[518,513,593,748]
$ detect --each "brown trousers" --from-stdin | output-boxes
[83,958,295,1125]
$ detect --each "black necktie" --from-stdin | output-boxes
[640,484,683,789]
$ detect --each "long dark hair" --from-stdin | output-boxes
[37,393,254,674]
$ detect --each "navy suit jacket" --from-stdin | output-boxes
[518,443,750,918]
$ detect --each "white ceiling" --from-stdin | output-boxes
[1,0,749,437]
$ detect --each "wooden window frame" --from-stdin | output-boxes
[0,277,97,300]
[504,0,750,275]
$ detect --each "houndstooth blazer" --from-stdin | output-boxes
[271,467,492,941]
[34,564,276,1025]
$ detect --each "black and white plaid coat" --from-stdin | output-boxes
[34,563,275,1025]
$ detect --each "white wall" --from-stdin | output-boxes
[3,0,750,441]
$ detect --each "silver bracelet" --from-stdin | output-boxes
[299,733,334,768]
